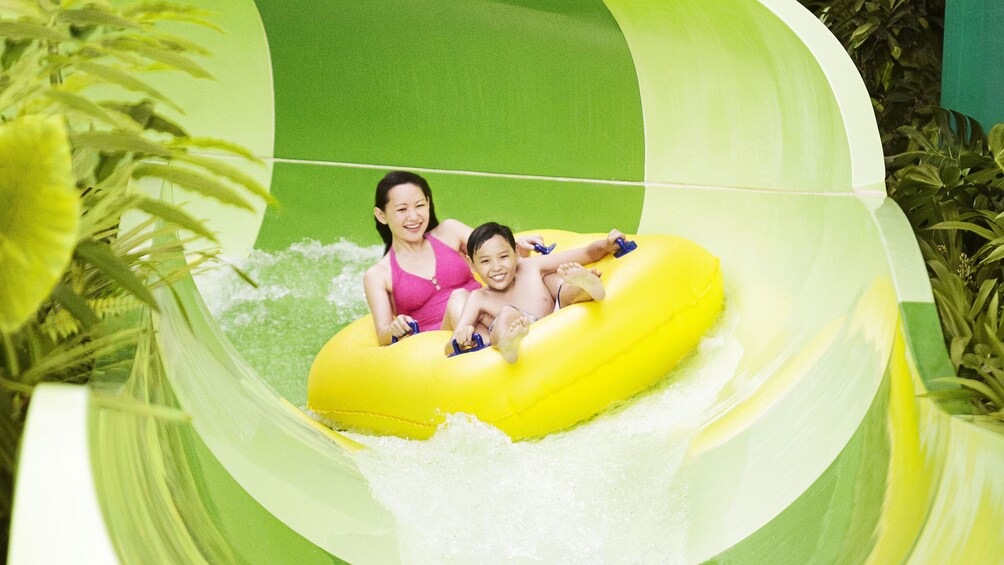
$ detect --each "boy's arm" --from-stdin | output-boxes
[446,292,485,354]
[529,229,626,272]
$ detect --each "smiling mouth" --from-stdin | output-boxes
[489,273,507,283]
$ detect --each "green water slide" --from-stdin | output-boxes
[9,1,1004,563]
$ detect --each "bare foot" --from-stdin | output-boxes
[558,263,606,301]
[497,316,530,364]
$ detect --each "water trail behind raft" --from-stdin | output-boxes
[199,239,741,563]
[352,312,741,564]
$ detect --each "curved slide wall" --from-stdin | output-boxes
[9,1,1004,563]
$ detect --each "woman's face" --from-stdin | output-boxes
[375,183,431,244]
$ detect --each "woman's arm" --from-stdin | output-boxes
[364,264,414,346]
[431,219,474,255]
[432,219,544,258]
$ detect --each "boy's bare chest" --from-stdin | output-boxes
[488,276,552,318]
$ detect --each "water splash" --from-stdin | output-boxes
[351,310,741,564]
[196,239,383,405]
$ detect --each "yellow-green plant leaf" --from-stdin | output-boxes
[171,152,276,204]
[0,20,72,42]
[166,136,263,163]
[929,220,997,242]
[142,29,211,55]
[979,245,1004,266]
[69,130,172,157]
[102,37,212,78]
[75,239,159,311]
[56,8,143,30]
[0,116,79,334]
[71,60,184,113]
[121,2,213,18]
[0,0,43,18]
[51,283,100,329]
[990,124,1004,174]
[931,377,1004,407]
[0,48,43,114]
[129,11,222,33]
[132,163,253,210]
[42,89,143,132]
[135,197,218,241]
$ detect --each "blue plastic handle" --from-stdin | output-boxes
[533,242,556,255]
[613,237,637,258]
[391,320,420,344]
[449,333,487,357]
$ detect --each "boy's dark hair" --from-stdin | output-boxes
[467,222,517,257]
[374,170,440,254]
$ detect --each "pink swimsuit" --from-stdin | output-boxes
[390,234,481,331]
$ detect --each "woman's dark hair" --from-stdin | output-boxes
[467,222,517,257]
[374,171,440,254]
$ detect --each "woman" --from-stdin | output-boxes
[363,171,541,345]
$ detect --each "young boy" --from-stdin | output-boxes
[448,222,625,363]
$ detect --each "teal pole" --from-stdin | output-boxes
[941,0,1004,129]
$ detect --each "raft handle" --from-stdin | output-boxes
[391,321,420,344]
[614,237,637,258]
[533,242,556,255]
[449,333,487,357]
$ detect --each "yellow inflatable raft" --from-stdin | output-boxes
[307,230,723,440]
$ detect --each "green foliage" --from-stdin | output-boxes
[798,0,945,154]
[887,108,1004,420]
[0,0,269,550]
[802,0,1004,420]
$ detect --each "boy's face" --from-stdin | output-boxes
[472,235,518,291]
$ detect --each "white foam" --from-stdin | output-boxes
[351,309,741,564]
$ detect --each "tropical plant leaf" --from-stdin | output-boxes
[69,130,172,157]
[70,59,184,113]
[928,220,997,242]
[75,239,159,311]
[0,20,72,42]
[949,336,970,368]
[129,11,222,33]
[0,50,44,113]
[969,279,998,319]
[56,7,143,30]
[0,116,79,334]
[102,37,212,78]
[135,197,218,241]
[170,153,276,204]
[121,1,213,19]
[50,283,100,329]
[978,245,1004,266]
[140,29,211,55]
[166,136,263,162]
[918,388,985,401]
[132,163,254,210]
[42,89,143,132]
[931,377,1004,407]
[19,327,145,384]
[989,124,1004,174]
[0,0,43,18]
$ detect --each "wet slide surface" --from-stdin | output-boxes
[9,1,1004,563]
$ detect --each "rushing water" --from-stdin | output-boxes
[201,240,741,563]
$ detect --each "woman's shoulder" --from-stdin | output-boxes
[364,256,392,282]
